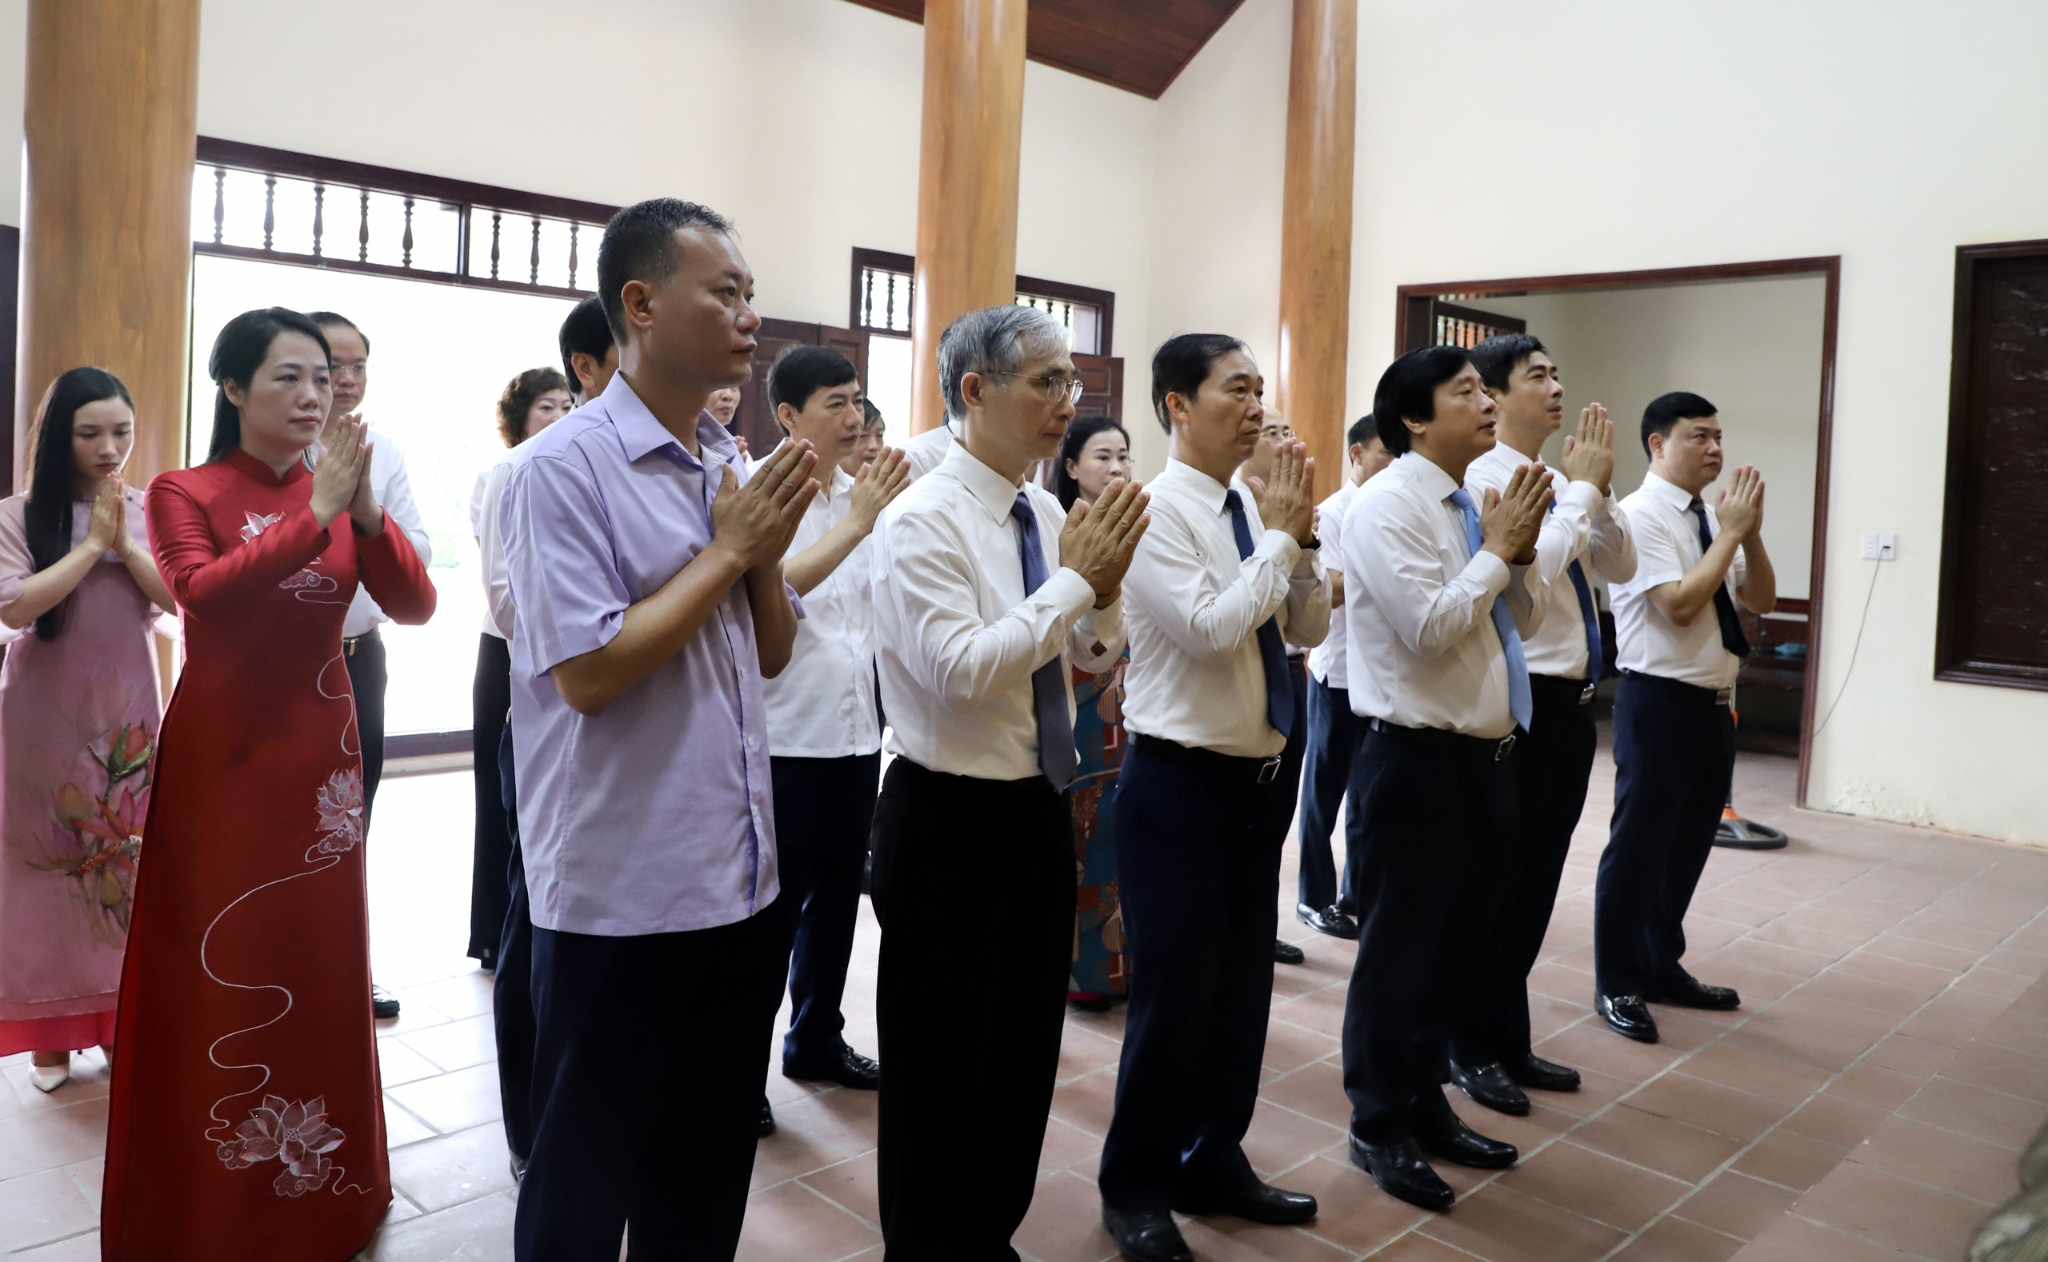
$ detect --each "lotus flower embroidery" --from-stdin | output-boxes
[215,1095,345,1197]
[239,511,283,543]
[314,769,365,856]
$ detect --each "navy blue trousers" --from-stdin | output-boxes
[1295,673,1364,913]
[770,753,880,1068]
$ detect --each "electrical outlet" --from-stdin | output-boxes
[1862,532,1899,561]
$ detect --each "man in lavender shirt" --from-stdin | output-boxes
[500,197,820,1261]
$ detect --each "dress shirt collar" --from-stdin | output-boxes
[602,371,736,467]
[225,446,309,485]
[1162,458,1234,513]
[1395,450,1461,501]
[1469,438,1544,480]
[1640,469,1698,512]
[937,441,1028,524]
[759,439,856,501]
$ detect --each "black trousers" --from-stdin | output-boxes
[1455,676,1596,1065]
[493,723,535,1165]
[515,900,791,1262]
[470,634,515,962]
[1594,673,1736,998]
[341,628,387,814]
[771,752,880,1068]
[1341,722,1516,1142]
[1098,734,1294,1211]
[872,758,1073,1261]
[1296,673,1364,913]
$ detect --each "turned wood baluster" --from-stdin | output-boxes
[261,174,275,250]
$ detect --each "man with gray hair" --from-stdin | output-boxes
[869,303,1151,1257]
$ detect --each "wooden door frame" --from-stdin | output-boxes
[1394,255,1842,807]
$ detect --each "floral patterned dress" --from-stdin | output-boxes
[0,488,160,1056]
[100,450,434,1260]
[1069,651,1130,1001]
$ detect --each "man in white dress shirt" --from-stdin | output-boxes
[1339,346,1553,1212]
[753,346,908,1133]
[1594,392,1774,1044]
[1295,415,1393,940]
[1446,336,1639,1117]
[1098,334,1329,1261]
[900,414,954,479]
[869,305,1147,1258]
[311,311,431,1022]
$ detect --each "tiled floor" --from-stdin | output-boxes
[5,745,2047,1260]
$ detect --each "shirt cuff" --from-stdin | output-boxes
[1466,549,1513,596]
[1256,528,1302,567]
[1560,480,1603,514]
[1042,567,1097,617]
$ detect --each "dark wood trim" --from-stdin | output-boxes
[1773,596,1812,617]
[1396,255,1841,808]
[1429,299,1526,332]
[1151,0,1250,98]
[1015,271,1115,356]
[194,242,595,302]
[849,246,1115,353]
[849,246,915,330]
[387,730,471,761]
[1935,238,2048,694]
[1,225,17,493]
[197,137,621,227]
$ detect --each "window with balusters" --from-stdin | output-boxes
[849,248,1113,356]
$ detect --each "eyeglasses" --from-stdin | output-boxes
[985,370,1086,405]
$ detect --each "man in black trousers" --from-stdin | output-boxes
[1100,334,1329,1261]
[1594,393,1775,1043]
[1339,346,1553,1212]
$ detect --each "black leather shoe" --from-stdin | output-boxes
[1347,1133,1454,1212]
[1416,1104,1519,1169]
[1450,1059,1531,1117]
[783,1044,881,1090]
[1598,992,1660,1042]
[1502,1052,1582,1093]
[1297,902,1360,940]
[1102,1204,1192,1262]
[757,1097,776,1138]
[1656,968,1741,1011]
[371,984,400,1020]
[1273,938,1306,966]
[1174,1178,1318,1225]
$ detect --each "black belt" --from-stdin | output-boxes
[1531,673,1598,707]
[1621,670,1733,707]
[1131,733,1287,784]
[1365,717,1517,763]
[343,627,382,656]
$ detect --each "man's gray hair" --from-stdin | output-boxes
[938,304,1068,422]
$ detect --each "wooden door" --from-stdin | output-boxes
[1073,352,1123,421]
[739,318,870,458]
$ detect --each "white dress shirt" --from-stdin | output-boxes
[901,423,956,479]
[751,450,881,758]
[1121,459,1330,759]
[1307,481,1359,689]
[474,449,523,640]
[340,429,432,639]
[872,442,1125,781]
[1612,471,1749,690]
[1465,443,1637,682]
[1343,452,1541,740]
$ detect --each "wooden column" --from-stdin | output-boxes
[16,0,202,490]
[1273,0,1357,497]
[907,0,1028,437]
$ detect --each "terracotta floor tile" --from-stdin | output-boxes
[1847,1113,2020,1207]
[749,1089,880,1191]
[735,1181,880,1261]
[1671,1171,1798,1240]
[1013,1170,1119,1262]
[1701,939,1836,981]
[1861,933,1986,973]
[1261,1015,1343,1074]
[375,1037,446,1089]
[1896,1076,2046,1151]
[398,1012,498,1073]
[0,1167,97,1253]
[1574,1106,1745,1183]
[1531,1067,1637,1120]
[1366,1233,1486,1261]
[1243,1097,1346,1178]
[1260,1055,1344,1121]
[1037,1115,1107,1176]
[1860,1033,1958,1079]
[1533,1022,1687,1085]
[1529,960,1598,1005]
[385,1120,514,1213]
[1417,1183,1628,1262]
[1790,1161,1990,1259]
[1625,1074,1789,1144]
[1819,1061,1931,1113]
[1788,971,1931,1020]
[1778,1094,1891,1150]
[1725,1211,1911,1261]
[1049,1066,1121,1139]
[362,1188,517,1261]
[1616,1215,1746,1261]
[1495,1139,1692,1232]
[0,1099,109,1181]
[385,1061,503,1134]
[1677,1034,1834,1109]
[1732,1129,1854,1193]
[1269,985,1351,1041]
[1277,1154,1429,1254]
[1176,1214,1354,1260]
[1055,1024,1127,1084]
[1939,1040,2048,1105]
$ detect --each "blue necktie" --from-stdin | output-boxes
[1568,560,1603,682]
[1448,489,1534,732]
[1222,490,1296,740]
[1688,499,1751,659]
[1010,493,1078,790]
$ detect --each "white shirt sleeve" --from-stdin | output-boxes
[1350,488,1513,659]
[1120,502,1302,664]
[376,432,432,566]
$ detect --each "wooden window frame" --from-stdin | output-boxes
[847,246,1115,355]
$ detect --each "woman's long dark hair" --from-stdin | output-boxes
[24,367,136,641]
[206,308,332,463]
[1053,415,1128,511]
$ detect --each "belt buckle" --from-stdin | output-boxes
[1578,683,1597,706]
[1257,756,1282,785]
[1495,734,1517,763]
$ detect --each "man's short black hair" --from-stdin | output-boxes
[1150,333,1249,434]
[1642,391,1718,456]
[1346,414,1375,448]
[307,311,368,356]
[1371,346,1471,455]
[558,295,613,391]
[1470,333,1547,393]
[595,198,733,343]
[769,345,859,414]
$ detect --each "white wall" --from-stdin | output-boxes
[1487,276,1827,599]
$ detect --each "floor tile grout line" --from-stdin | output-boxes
[784,1176,885,1242]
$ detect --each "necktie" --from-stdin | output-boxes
[1222,490,1296,739]
[1010,493,1078,790]
[1448,489,1534,731]
[1567,559,1604,683]
[1688,499,1752,659]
